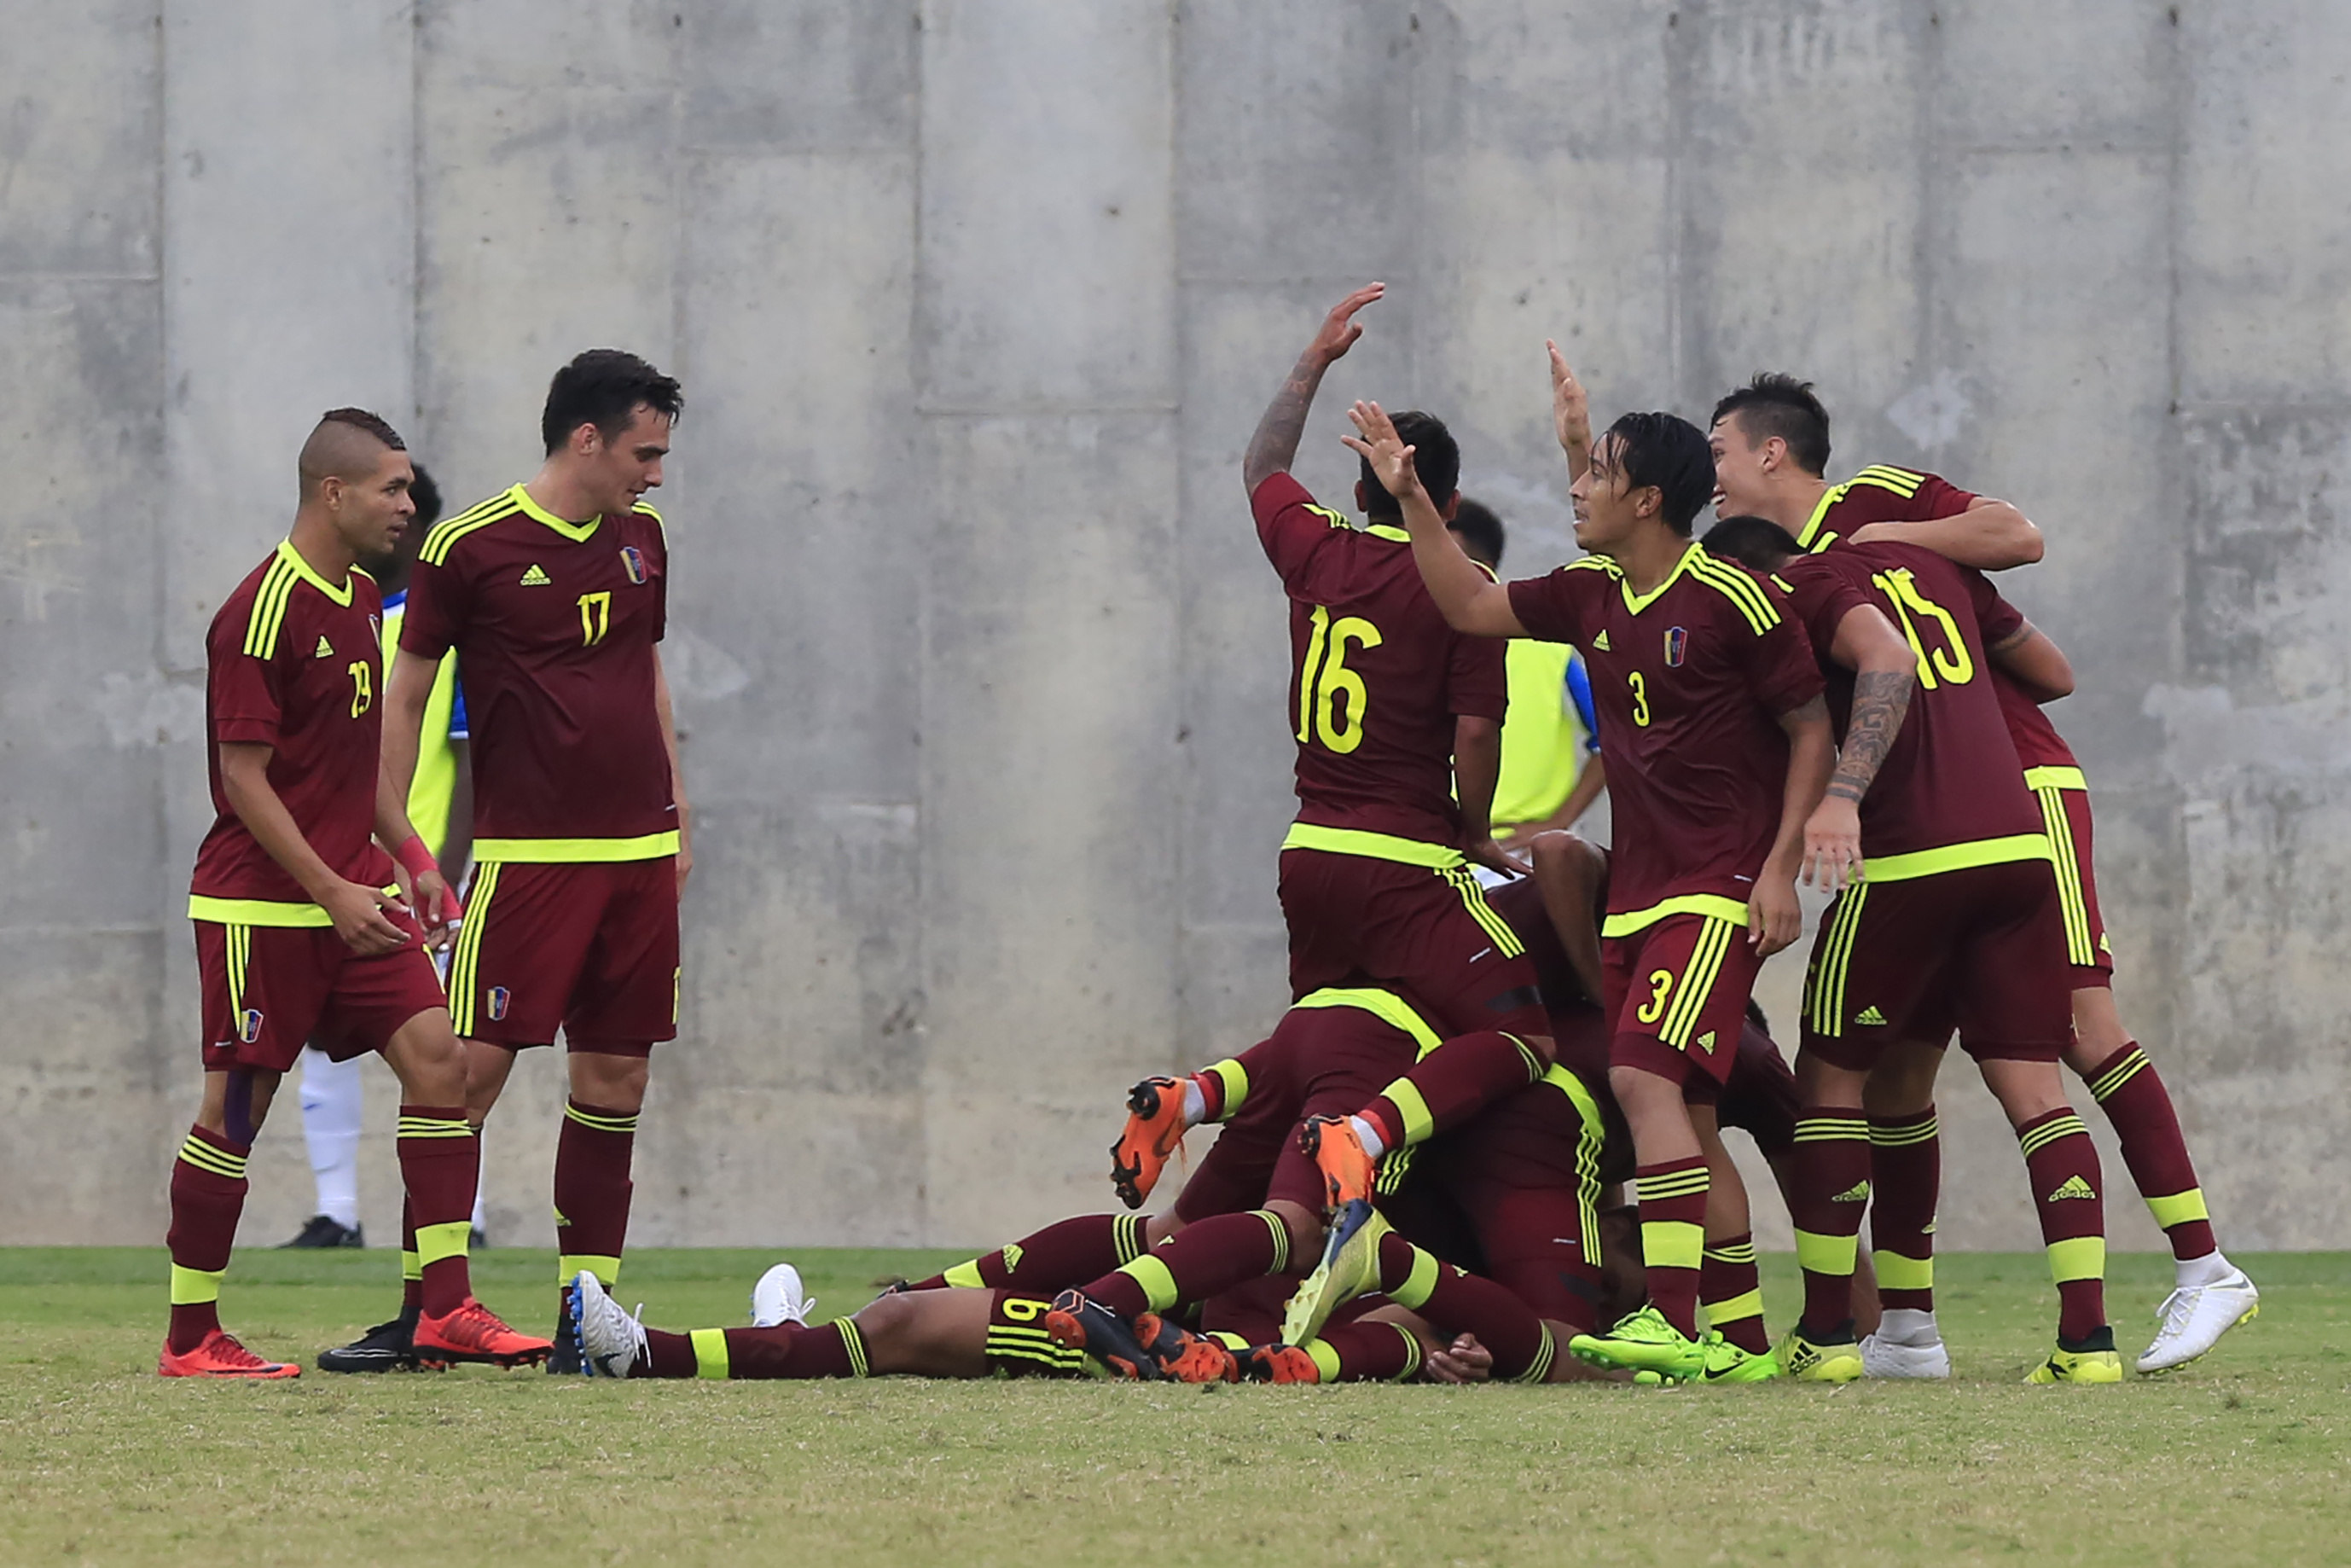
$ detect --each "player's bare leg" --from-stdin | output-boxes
[1974,1056,2122,1383]
[2064,985,2255,1371]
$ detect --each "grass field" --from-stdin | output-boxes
[3,1248,2345,1566]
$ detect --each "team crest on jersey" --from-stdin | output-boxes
[486,986,511,1022]
[618,545,647,585]
[238,1008,265,1044]
[1664,626,1688,667]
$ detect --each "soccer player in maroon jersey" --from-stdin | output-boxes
[1357,376,1842,1381]
[363,351,690,1369]
[1710,375,2256,1372]
[165,409,549,1377]
[1706,516,2123,1381]
[1228,287,1558,1206]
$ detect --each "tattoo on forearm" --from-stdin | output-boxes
[1242,351,1327,491]
[1828,671,1913,803]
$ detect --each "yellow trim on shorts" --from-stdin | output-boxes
[1601,893,1750,939]
[472,831,681,864]
[1539,1066,1608,1266]
[1280,822,1465,868]
[1657,916,1737,1048]
[1291,986,1443,1057]
[1862,832,2051,885]
[447,862,500,1037]
[2036,787,2098,966]
[189,896,335,928]
[1804,884,1871,1037]
[1442,866,1525,956]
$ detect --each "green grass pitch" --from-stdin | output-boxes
[4,1248,2346,1565]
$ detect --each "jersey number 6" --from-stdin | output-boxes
[1297,606,1383,754]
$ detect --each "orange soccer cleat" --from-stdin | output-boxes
[1132,1314,1239,1384]
[1297,1115,1377,1211]
[413,1298,556,1370]
[158,1329,301,1379]
[1239,1344,1322,1385]
[1109,1077,1191,1210]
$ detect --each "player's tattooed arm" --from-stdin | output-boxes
[1827,670,1913,802]
[1849,497,2043,570]
[1803,604,1917,894]
[1343,399,1530,638]
[1988,619,2075,702]
[1547,340,1593,483]
[1242,282,1384,494]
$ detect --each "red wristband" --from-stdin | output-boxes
[394,834,439,882]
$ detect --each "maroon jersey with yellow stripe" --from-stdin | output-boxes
[1773,543,2043,874]
[1800,462,2080,771]
[190,542,394,920]
[1506,544,1822,933]
[1253,473,1506,848]
[399,484,674,860]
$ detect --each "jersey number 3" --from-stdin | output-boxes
[1297,606,1382,754]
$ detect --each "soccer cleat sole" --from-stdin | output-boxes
[413,1343,553,1371]
[1282,1199,1386,1350]
[1042,1292,1163,1381]
[316,1346,416,1374]
[1109,1078,1187,1211]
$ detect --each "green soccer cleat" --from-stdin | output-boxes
[1776,1325,1864,1383]
[2027,1327,2125,1385]
[1569,1304,1706,1379]
[1700,1331,1784,1383]
[1281,1199,1389,1349]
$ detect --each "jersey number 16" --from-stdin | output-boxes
[1297,606,1382,754]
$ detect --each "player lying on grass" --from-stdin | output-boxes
[1709,373,2258,1373]
[1703,516,2122,1384]
[165,409,549,1378]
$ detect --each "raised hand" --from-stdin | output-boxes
[1311,282,1386,364]
[1339,399,1421,499]
[1548,340,1592,469]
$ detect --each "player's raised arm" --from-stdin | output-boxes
[1344,400,1527,637]
[1802,604,1918,894]
[1241,282,1384,495]
[1849,494,2043,570]
[1548,340,1593,484]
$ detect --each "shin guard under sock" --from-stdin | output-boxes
[2083,1043,2217,1263]
[166,1125,251,1352]
[1868,1108,1940,1313]
[554,1099,637,1292]
[1790,1113,1870,1335]
[2017,1108,2108,1342]
[396,1106,479,1316]
[1634,1156,1711,1339]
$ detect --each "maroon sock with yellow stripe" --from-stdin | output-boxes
[1634,1157,1710,1339]
[1357,1031,1547,1153]
[1868,1108,1940,1312]
[1304,1320,1423,1383]
[2017,1108,2108,1342]
[1791,1112,1871,1336]
[554,1099,636,1298]
[1082,1210,1292,1321]
[1376,1233,1555,1382]
[642,1321,871,1379]
[396,1106,479,1316]
[2082,1042,2216,1262]
[165,1125,250,1353]
[1700,1234,1768,1354]
[908,1212,1151,1292]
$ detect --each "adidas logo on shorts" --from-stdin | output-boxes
[520,563,552,586]
[2046,1175,2097,1203]
[1695,1031,1718,1053]
[1854,1004,1889,1026]
[1831,1181,1871,1203]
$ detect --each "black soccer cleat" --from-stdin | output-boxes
[1042,1289,1164,1380]
[282,1214,364,1250]
[317,1304,420,1373]
[544,1286,585,1375]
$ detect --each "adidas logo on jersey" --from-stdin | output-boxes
[1593,630,1611,651]
[1831,1181,1872,1203]
[1854,1004,1889,1026]
[2046,1175,2097,1203]
[520,563,552,586]
[313,635,334,659]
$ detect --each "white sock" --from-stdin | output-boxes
[472,1166,490,1234]
[297,1048,364,1228]
[2177,1249,2233,1290]
[1876,1307,1940,1346]
[1348,1115,1386,1160]
[1180,1079,1206,1127]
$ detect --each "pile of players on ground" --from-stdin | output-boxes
[572,287,2261,1389]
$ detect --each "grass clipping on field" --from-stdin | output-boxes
[3,1247,2346,1567]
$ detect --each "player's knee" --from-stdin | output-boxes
[851,1292,918,1351]
[1266,1199,1322,1275]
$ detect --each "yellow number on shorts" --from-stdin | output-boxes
[578,590,612,647]
[999,1295,1047,1322]
[1870,568,1974,690]
[1296,605,1383,754]
[1635,967,1675,1025]
[346,659,373,718]
[1628,670,1652,728]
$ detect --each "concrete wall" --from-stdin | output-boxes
[3,1,2344,1252]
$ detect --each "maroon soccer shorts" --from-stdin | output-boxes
[1799,857,2074,1071]
[1715,1021,1800,1160]
[194,911,447,1074]
[2032,775,2114,989]
[1278,848,1550,1040]
[446,858,681,1054]
[982,1292,1093,1378]
[1600,912,1766,1089]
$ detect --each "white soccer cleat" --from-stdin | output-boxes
[1860,1332,1952,1379]
[572,1270,649,1379]
[750,1263,815,1330]
[2138,1269,2260,1373]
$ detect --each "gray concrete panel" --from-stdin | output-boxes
[684,1,916,152]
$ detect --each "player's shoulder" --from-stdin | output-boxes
[626,500,668,548]
[1683,547,1783,634]
[418,485,530,567]
[221,543,349,660]
[1843,462,1941,497]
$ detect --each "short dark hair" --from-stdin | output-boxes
[541,349,684,456]
[1600,411,1714,536]
[1448,497,1506,568]
[408,463,442,529]
[1359,409,1460,522]
[1710,373,1832,477]
[1701,514,1803,572]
